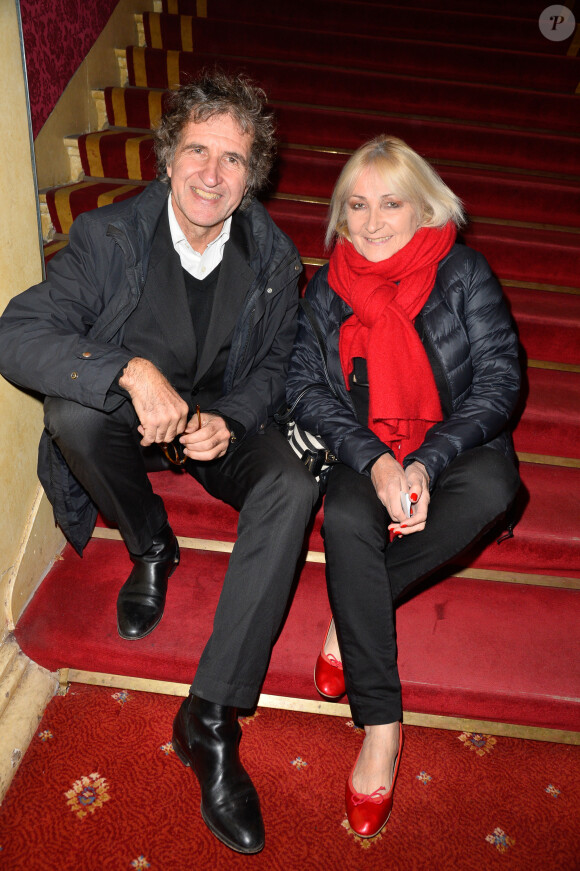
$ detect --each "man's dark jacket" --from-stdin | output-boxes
[0,180,302,552]
[286,245,520,488]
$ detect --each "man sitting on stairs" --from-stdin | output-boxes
[0,70,319,854]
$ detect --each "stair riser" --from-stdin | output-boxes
[514,369,580,460]
[513,421,580,460]
[516,322,580,367]
[507,287,580,367]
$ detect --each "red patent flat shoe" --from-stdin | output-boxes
[314,618,346,699]
[345,723,404,838]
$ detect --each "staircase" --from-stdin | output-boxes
[22,0,580,740]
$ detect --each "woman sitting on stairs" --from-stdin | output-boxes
[286,135,521,838]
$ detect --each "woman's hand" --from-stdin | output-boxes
[372,454,431,534]
[179,412,231,461]
[389,461,431,536]
[370,453,409,521]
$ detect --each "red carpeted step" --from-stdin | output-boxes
[395,576,580,730]
[462,222,580,287]
[102,89,580,176]
[75,131,153,183]
[460,462,580,578]
[263,198,580,287]
[513,369,580,459]
[47,143,580,233]
[141,13,580,94]
[362,0,545,17]
[506,287,580,366]
[44,180,147,235]
[43,177,151,233]
[124,48,580,135]
[94,463,580,578]
[275,153,580,229]
[14,539,580,730]
[160,0,577,56]
[273,103,580,177]
[104,86,166,129]
[76,130,157,183]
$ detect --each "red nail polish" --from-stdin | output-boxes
[401,525,407,528]
[411,493,418,501]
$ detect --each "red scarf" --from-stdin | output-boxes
[328,223,456,462]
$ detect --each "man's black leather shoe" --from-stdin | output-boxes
[172,694,265,854]
[117,524,179,640]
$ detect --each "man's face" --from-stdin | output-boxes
[167,112,252,253]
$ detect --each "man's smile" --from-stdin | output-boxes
[192,187,221,201]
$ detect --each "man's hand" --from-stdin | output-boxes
[179,412,231,461]
[119,357,189,446]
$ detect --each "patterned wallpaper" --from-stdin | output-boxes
[20,0,119,137]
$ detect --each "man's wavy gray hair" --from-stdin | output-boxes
[154,69,276,208]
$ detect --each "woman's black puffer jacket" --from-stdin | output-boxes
[286,244,520,488]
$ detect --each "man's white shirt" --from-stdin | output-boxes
[167,193,231,279]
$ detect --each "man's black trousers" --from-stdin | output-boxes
[44,397,319,709]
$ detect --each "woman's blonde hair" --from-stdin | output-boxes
[325,135,465,249]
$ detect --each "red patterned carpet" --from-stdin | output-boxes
[0,684,578,870]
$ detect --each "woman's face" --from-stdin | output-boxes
[345,166,418,262]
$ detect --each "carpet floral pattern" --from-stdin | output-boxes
[0,684,578,870]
